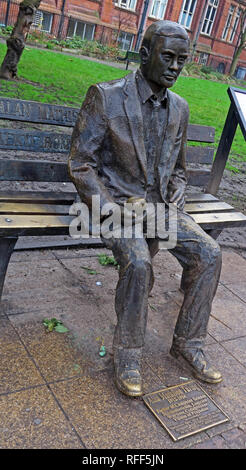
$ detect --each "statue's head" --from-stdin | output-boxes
[140,20,189,89]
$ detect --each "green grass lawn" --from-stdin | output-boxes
[0,43,245,166]
[172,77,246,167]
[0,44,127,105]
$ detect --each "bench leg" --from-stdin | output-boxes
[206,229,223,240]
[126,60,129,70]
[0,237,18,301]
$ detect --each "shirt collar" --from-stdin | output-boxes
[136,69,167,105]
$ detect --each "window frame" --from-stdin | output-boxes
[201,0,219,36]
[221,4,235,40]
[178,0,197,30]
[33,10,43,28]
[199,52,209,65]
[117,30,134,50]
[229,7,241,42]
[67,20,95,41]
[41,11,53,33]
[149,0,169,20]
[33,10,53,33]
[114,0,137,11]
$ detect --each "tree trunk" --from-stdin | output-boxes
[0,0,41,80]
[229,45,244,77]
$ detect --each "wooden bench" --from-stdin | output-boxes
[0,92,246,300]
[117,50,140,69]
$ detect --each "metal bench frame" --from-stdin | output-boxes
[117,50,140,70]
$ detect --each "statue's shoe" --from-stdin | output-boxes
[114,347,143,397]
[170,344,222,384]
[115,367,143,397]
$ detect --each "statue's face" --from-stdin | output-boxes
[142,35,189,89]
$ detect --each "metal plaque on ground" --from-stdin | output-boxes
[143,381,229,441]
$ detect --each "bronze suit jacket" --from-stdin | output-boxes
[68,71,189,211]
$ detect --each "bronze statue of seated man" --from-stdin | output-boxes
[68,20,222,397]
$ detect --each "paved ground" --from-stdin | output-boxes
[1,242,246,450]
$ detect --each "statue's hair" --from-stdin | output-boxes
[141,20,189,51]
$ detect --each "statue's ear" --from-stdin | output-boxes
[139,46,150,65]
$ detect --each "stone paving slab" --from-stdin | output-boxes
[220,251,246,283]
[0,385,84,449]
[0,247,246,449]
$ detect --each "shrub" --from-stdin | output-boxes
[200,65,214,74]
[183,62,202,75]
[0,25,13,36]
[46,41,55,50]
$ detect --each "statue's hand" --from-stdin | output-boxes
[168,187,185,211]
[126,197,147,209]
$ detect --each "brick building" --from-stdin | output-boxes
[1,0,246,78]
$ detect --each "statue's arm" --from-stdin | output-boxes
[68,85,115,210]
[168,100,189,210]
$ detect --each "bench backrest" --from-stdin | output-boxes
[0,97,215,187]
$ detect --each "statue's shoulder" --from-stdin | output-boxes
[84,75,131,113]
[88,73,135,116]
[96,73,132,97]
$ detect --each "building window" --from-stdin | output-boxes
[199,52,209,65]
[67,19,95,41]
[229,8,241,42]
[118,31,134,50]
[217,62,225,73]
[235,66,246,80]
[222,5,235,40]
[33,10,53,33]
[149,0,168,19]
[41,12,53,33]
[179,0,197,29]
[33,10,43,28]
[201,0,219,36]
[114,0,137,11]
[221,6,241,43]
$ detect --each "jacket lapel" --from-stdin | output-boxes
[123,72,147,183]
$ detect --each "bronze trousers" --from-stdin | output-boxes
[103,210,222,351]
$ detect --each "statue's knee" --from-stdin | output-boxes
[132,258,152,276]
[200,240,221,270]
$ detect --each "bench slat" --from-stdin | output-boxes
[0,191,76,204]
[0,129,71,153]
[0,214,73,236]
[1,210,246,237]
[0,160,70,182]
[0,213,72,227]
[185,193,219,202]
[0,98,78,127]
[0,201,235,218]
[185,201,234,213]
[0,128,214,161]
[0,203,69,215]
[0,98,216,145]
[1,160,212,185]
[186,146,214,164]
[187,124,215,143]
[187,169,210,186]
[190,211,246,229]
